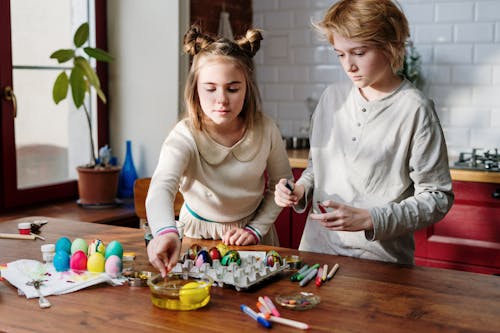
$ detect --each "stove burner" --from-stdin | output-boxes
[454,148,500,172]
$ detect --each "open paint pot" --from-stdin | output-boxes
[147,273,212,310]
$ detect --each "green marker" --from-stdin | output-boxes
[290,264,309,281]
[296,263,320,281]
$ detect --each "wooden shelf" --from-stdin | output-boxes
[0,198,138,228]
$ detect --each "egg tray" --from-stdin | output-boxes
[171,257,289,291]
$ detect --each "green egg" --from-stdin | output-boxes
[71,238,88,255]
[105,240,123,259]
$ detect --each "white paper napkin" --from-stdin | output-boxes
[1,259,124,298]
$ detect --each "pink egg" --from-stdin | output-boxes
[105,255,122,277]
[70,250,87,271]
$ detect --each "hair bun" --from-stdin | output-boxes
[236,29,263,58]
[183,25,215,56]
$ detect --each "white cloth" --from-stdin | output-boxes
[296,79,453,265]
[1,259,124,298]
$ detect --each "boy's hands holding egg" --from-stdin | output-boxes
[147,233,182,277]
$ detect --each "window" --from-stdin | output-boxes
[0,0,108,209]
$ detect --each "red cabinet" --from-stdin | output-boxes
[274,168,310,249]
[415,180,500,274]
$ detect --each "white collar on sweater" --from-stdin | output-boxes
[189,115,263,165]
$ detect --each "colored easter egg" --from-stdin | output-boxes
[265,250,282,267]
[53,250,70,272]
[55,237,72,254]
[71,238,88,255]
[70,250,87,271]
[179,281,210,305]
[195,250,213,267]
[105,255,122,277]
[208,247,221,260]
[187,244,201,260]
[215,243,229,257]
[105,240,123,259]
[88,239,106,257]
[220,250,241,266]
[87,253,106,273]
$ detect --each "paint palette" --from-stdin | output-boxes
[171,251,288,291]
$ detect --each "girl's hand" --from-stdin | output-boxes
[309,200,374,231]
[222,227,258,246]
[274,178,304,207]
[147,232,182,277]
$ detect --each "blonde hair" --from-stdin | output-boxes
[315,0,409,73]
[183,25,263,131]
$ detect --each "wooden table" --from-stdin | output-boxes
[1,217,499,332]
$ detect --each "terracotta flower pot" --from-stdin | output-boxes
[77,166,121,205]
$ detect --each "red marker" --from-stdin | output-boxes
[315,267,323,287]
[317,201,327,214]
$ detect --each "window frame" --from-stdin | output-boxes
[0,0,109,210]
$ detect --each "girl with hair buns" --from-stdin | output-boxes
[275,0,453,265]
[147,25,292,276]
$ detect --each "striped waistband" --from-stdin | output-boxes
[184,203,216,222]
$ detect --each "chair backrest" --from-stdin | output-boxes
[133,178,184,222]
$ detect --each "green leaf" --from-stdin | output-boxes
[74,23,89,48]
[75,56,101,89]
[95,87,107,104]
[50,49,75,63]
[84,47,113,62]
[52,71,69,104]
[69,66,86,108]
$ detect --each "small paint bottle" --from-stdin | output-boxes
[18,222,31,235]
[41,244,56,263]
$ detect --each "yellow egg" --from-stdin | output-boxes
[87,253,105,272]
[179,281,209,305]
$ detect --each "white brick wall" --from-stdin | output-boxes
[253,0,500,159]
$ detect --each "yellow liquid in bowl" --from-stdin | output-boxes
[149,275,211,310]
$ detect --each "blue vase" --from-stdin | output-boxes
[118,140,138,198]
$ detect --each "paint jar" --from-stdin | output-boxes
[41,244,56,263]
[122,252,136,273]
[18,222,31,235]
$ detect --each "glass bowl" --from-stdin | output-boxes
[147,272,212,310]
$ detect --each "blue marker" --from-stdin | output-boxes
[240,304,272,328]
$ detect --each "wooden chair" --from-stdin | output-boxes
[133,178,184,225]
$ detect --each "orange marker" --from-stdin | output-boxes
[256,301,271,319]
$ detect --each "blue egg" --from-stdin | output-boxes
[53,250,70,272]
[55,237,72,254]
[105,240,123,259]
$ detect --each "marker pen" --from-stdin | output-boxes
[240,304,272,328]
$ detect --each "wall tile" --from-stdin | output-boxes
[455,23,494,42]
[262,83,294,101]
[436,2,474,22]
[474,44,500,64]
[401,3,435,23]
[471,128,500,147]
[435,44,473,64]
[476,0,500,21]
[415,24,453,43]
[452,65,492,84]
[278,66,310,82]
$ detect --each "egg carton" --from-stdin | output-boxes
[171,255,289,291]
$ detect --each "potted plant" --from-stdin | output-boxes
[50,22,120,206]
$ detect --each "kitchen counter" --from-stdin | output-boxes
[287,149,500,184]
